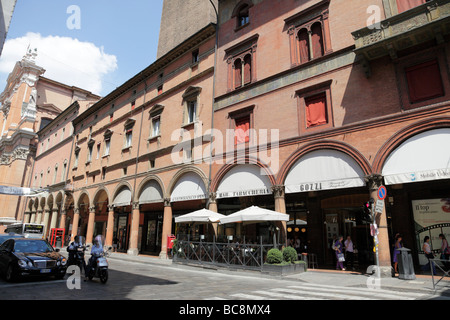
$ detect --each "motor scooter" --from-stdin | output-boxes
[67,236,86,274]
[85,236,111,284]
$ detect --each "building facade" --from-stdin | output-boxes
[0,50,100,230]
[209,0,449,275]
[9,0,450,276]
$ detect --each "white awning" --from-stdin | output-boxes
[170,172,207,202]
[138,180,163,204]
[175,209,226,223]
[113,187,132,207]
[219,206,289,224]
[382,128,450,185]
[216,164,272,199]
[285,149,366,194]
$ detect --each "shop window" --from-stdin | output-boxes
[296,81,333,134]
[286,1,332,67]
[405,60,444,103]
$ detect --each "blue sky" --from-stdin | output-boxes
[0,0,164,96]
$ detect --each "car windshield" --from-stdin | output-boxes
[14,240,54,253]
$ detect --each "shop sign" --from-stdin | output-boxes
[384,168,450,185]
[170,194,207,202]
[285,177,364,194]
[217,188,272,199]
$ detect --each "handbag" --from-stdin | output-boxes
[338,253,345,262]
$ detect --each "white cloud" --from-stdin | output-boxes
[0,32,118,95]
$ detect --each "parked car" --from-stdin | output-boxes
[0,238,68,282]
[0,234,22,245]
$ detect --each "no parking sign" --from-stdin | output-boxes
[377,185,387,201]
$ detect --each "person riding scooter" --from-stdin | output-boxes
[67,235,86,272]
[85,236,104,280]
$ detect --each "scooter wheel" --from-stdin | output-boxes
[100,269,108,284]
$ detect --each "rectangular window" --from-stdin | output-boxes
[125,129,133,148]
[187,101,197,124]
[104,138,111,156]
[305,93,328,128]
[74,151,79,168]
[235,116,250,144]
[87,145,93,162]
[151,116,161,137]
[396,0,426,14]
[406,60,444,103]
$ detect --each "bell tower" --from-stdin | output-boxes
[157,0,218,59]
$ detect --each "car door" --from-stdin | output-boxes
[0,240,13,272]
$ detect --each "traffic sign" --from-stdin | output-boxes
[377,185,387,200]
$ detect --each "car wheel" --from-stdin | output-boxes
[5,264,16,282]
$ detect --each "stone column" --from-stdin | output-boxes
[127,202,140,256]
[36,209,43,224]
[159,198,173,259]
[30,210,36,223]
[49,208,58,231]
[365,174,392,278]
[273,185,287,247]
[86,206,96,245]
[71,208,80,242]
[23,211,31,223]
[41,208,51,238]
[208,193,219,237]
[105,205,115,247]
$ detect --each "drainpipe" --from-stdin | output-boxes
[206,0,218,210]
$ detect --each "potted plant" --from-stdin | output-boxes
[263,247,307,275]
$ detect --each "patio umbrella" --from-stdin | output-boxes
[219,206,289,225]
[175,208,226,223]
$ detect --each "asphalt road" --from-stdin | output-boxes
[0,257,448,302]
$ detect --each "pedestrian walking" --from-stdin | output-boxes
[334,235,345,271]
[422,236,436,275]
[393,233,402,274]
[344,235,355,270]
[439,234,449,270]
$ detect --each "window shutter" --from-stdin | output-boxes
[305,93,327,127]
[406,60,444,103]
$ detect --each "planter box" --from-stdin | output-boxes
[263,262,307,276]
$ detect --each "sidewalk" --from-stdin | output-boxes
[106,251,450,297]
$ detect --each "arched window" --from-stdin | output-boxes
[297,28,310,64]
[234,59,242,88]
[311,22,324,59]
[243,54,252,85]
[237,4,250,27]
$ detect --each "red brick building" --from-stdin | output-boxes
[16,0,450,277]
[209,0,450,275]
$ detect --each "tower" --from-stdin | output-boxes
[157,0,217,59]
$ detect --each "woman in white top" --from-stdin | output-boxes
[422,236,436,275]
